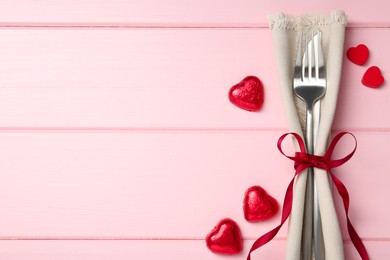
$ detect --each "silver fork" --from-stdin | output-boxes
[293,29,326,260]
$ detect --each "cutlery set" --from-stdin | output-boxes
[257,12,369,260]
[293,29,326,260]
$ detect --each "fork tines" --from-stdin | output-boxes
[297,29,323,82]
[294,29,326,109]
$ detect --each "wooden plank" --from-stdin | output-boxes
[0,1,387,259]
[0,239,386,259]
[334,27,389,131]
[0,239,284,260]
[0,131,387,239]
[0,131,290,239]
[0,28,388,130]
[334,133,390,240]
[0,0,387,26]
[0,28,282,129]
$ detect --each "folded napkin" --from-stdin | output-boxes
[269,11,347,260]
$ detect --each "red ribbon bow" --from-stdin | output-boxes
[247,132,369,260]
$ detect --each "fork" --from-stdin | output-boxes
[293,29,326,260]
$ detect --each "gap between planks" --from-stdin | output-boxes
[0,22,389,30]
[0,237,286,241]
[0,127,388,133]
[0,237,388,243]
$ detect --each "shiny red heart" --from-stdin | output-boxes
[347,44,369,65]
[362,66,384,88]
[228,76,264,111]
[206,218,243,255]
[243,185,278,222]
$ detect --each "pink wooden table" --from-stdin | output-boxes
[0,0,388,259]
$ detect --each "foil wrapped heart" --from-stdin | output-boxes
[243,185,279,222]
[228,76,264,111]
[206,218,243,254]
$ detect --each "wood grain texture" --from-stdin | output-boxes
[0,28,388,130]
[0,240,286,260]
[0,240,387,260]
[0,131,387,239]
[0,1,388,258]
[0,131,291,239]
[0,0,388,26]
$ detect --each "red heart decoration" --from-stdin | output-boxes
[243,185,279,222]
[228,76,264,111]
[362,66,384,88]
[206,218,243,255]
[347,44,369,65]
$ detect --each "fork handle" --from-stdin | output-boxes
[314,175,325,260]
[302,167,314,260]
[302,105,325,260]
[302,106,314,260]
[313,101,325,260]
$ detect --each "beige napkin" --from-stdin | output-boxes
[269,11,347,260]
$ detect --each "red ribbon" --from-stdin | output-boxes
[247,132,369,260]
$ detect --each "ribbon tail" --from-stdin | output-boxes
[247,177,295,260]
[330,173,369,260]
[347,218,369,260]
[246,224,284,260]
[270,132,367,259]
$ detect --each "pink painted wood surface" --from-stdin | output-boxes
[0,240,286,260]
[0,1,388,259]
[0,132,387,240]
[0,28,388,130]
[0,0,388,26]
[0,240,387,259]
[0,131,290,239]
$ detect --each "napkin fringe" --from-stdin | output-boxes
[269,10,347,30]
